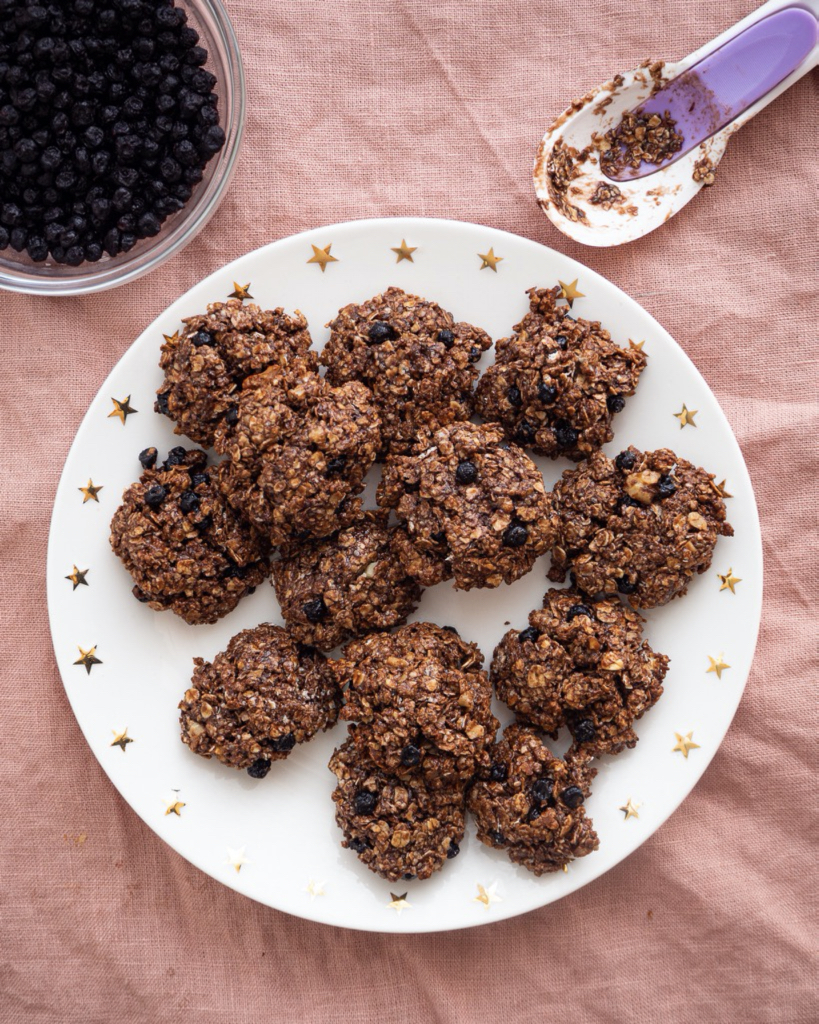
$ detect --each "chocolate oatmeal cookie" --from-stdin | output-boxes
[321,286,492,455]
[156,298,316,448]
[109,447,269,625]
[179,624,339,776]
[329,738,465,881]
[271,509,423,651]
[549,446,733,607]
[467,723,599,875]
[214,365,381,546]
[474,287,645,460]
[378,422,557,590]
[336,622,498,789]
[491,588,669,758]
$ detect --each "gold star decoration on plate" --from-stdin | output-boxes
[78,479,103,503]
[474,881,502,908]
[628,338,646,352]
[717,568,742,594]
[229,281,253,300]
[558,278,585,306]
[477,247,503,272]
[672,732,701,759]
[707,654,730,679]
[711,479,733,499]
[65,565,89,590]
[111,728,133,752]
[73,645,102,675]
[673,403,698,429]
[305,879,326,900]
[307,243,338,272]
[108,395,137,425]
[390,239,417,263]
[387,892,412,915]
[163,330,180,345]
[226,846,249,872]
[164,798,186,817]
[619,798,641,821]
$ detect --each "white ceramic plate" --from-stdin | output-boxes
[47,218,762,932]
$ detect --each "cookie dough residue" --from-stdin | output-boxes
[692,155,717,186]
[542,138,590,223]
[589,182,624,208]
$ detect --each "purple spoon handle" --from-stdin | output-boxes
[606,6,817,181]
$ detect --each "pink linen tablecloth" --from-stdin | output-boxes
[1,1,816,1021]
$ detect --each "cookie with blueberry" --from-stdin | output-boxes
[214,364,381,546]
[491,588,669,758]
[467,723,599,875]
[179,624,339,775]
[156,298,316,448]
[377,421,557,590]
[329,738,465,882]
[335,622,498,790]
[321,286,492,456]
[474,286,645,460]
[109,447,269,625]
[271,508,423,652]
[548,446,733,607]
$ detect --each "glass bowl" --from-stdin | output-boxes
[0,0,245,296]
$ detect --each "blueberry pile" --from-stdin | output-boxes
[0,0,225,266]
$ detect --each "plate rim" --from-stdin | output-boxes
[46,216,764,932]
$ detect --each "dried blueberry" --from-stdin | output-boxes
[507,385,522,407]
[430,530,447,545]
[531,778,554,805]
[488,829,505,846]
[247,759,271,779]
[164,446,187,468]
[269,733,296,753]
[367,321,396,344]
[607,394,626,414]
[353,790,376,815]
[303,597,328,623]
[455,459,477,485]
[195,514,213,533]
[348,837,369,854]
[190,329,213,347]
[468,345,482,363]
[555,334,569,349]
[189,471,210,488]
[566,604,593,621]
[560,785,584,809]
[144,484,166,508]
[138,446,158,469]
[441,625,459,634]
[518,625,541,644]
[614,450,636,471]
[400,744,421,767]
[573,719,596,743]
[554,421,579,449]
[538,382,558,405]
[619,493,641,509]
[489,762,508,782]
[438,329,455,348]
[224,406,239,427]
[446,840,460,859]
[502,520,528,548]
[179,490,199,514]
[616,577,637,594]
[514,420,536,446]
[657,473,677,498]
[325,455,346,477]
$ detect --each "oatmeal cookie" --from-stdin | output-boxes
[109,447,269,625]
[467,723,599,875]
[336,622,498,789]
[271,509,423,651]
[156,298,316,448]
[214,365,381,546]
[474,287,645,460]
[549,446,733,607]
[329,738,465,881]
[491,588,669,758]
[321,286,492,455]
[179,624,339,776]
[378,421,557,590]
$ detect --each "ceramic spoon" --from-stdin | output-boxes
[533,0,818,246]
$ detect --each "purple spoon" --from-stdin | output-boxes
[605,5,817,181]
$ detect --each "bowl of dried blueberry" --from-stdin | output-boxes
[0,0,244,295]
